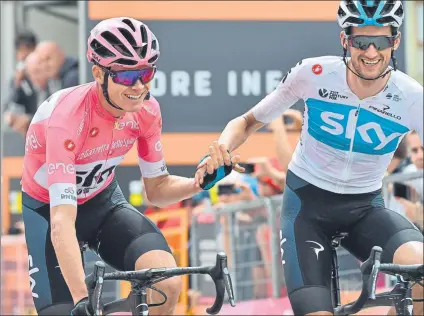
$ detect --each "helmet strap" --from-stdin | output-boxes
[391,49,398,71]
[101,72,125,111]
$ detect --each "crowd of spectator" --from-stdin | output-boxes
[2,30,79,137]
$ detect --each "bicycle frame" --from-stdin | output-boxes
[331,233,346,308]
[100,285,149,315]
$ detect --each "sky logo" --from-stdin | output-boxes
[306,99,409,155]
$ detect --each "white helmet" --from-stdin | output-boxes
[337,0,404,30]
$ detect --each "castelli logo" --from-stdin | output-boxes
[89,128,99,137]
[312,64,323,75]
[64,139,76,151]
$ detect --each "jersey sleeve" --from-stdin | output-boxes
[46,123,78,207]
[137,114,169,178]
[251,60,305,123]
[410,96,423,144]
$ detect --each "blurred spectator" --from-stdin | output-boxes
[395,131,423,231]
[387,137,411,175]
[3,52,50,136]
[8,220,25,235]
[249,156,286,194]
[14,30,38,87]
[267,109,303,171]
[405,131,423,171]
[2,30,38,135]
[36,41,79,92]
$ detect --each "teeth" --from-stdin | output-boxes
[125,94,142,100]
[362,59,379,65]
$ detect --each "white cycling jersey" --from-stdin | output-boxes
[252,56,423,194]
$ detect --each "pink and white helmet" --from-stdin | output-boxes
[86,17,159,68]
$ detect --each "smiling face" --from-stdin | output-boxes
[92,65,151,113]
[340,25,401,80]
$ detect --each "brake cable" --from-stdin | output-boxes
[146,285,168,307]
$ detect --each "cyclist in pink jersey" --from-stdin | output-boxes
[21,17,236,316]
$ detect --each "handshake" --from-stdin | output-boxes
[194,141,244,190]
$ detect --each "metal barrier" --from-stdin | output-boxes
[190,196,363,302]
[190,171,423,303]
[382,170,423,203]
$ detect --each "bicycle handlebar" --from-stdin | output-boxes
[378,264,424,280]
[85,252,236,315]
[334,246,424,315]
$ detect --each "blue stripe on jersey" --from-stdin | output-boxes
[305,98,409,155]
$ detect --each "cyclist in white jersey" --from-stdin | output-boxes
[195,1,423,314]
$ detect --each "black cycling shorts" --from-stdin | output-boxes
[22,177,171,315]
[280,170,423,315]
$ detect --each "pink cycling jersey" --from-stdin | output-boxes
[22,82,168,207]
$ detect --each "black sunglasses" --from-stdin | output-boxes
[346,35,398,51]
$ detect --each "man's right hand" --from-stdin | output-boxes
[194,141,244,187]
[70,297,94,316]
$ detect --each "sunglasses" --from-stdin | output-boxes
[346,35,397,51]
[410,146,424,154]
[98,64,157,86]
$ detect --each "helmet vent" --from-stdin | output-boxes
[112,58,138,66]
[118,28,137,47]
[121,18,136,32]
[151,39,158,51]
[345,16,365,25]
[346,2,360,15]
[140,25,148,44]
[394,6,404,18]
[381,2,395,15]
[102,31,133,57]
[90,39,116,58]
[363,5,379,18]
[148,54,158,64]
[376,16,397,25]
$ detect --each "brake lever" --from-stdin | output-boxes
[222,259,236,307]
[367,247,382,300]
[87,261,105,316]
[206,252,236,314]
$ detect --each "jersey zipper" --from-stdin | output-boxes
[107,119,119,161]
[336,104,361,193]
[104,119,118,170]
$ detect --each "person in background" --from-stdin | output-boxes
[3,52,50,136]
[396,131,424,231]
[2,31,39,135]
[250,156,286,194]
[386,137,410,175]
[8,220,25,235]
[35,41,79,92]
[248,157,286,294]
[13,30,38,88]
[267,109,303,171]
